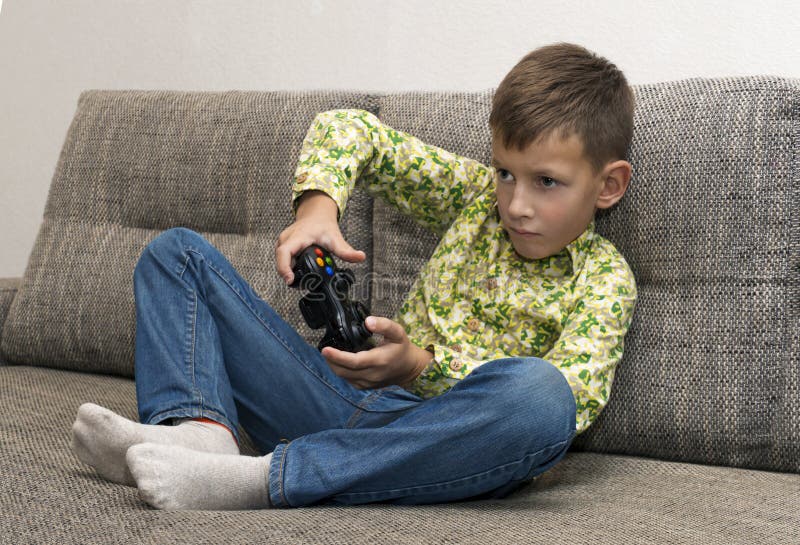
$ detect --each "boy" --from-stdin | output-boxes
[71,42,636,510]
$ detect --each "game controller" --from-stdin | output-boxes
[288,244,376,352]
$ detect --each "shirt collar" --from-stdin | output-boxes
[563,220,595,275]
[507,221,596,277]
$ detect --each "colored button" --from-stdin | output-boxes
[314,248,324,257]
[449,359,462,372]
[486,278,497,290]
[450,344,462,353]
[325,266,334,276]
[316,257,325,267]
[325,257,333,265]
[468,318,481,331]
[296,173,309,184]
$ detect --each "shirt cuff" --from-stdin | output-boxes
[290,166,349,221]
[404,342,474,398]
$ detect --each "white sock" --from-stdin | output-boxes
[70,402,239,486]
[126,443,274,510]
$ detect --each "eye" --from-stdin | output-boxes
[495,168,514,183]
[540,176,558,188]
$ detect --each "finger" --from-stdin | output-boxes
[275,242,293,283]
[276,238,308,284]
[331,235,366,263]
[365,316,406,344]
[325,356,369,386]
[322,346,365,371]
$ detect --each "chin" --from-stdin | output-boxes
[511,244,550,261]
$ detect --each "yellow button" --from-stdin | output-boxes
[449,359,462,372]
[316,257,325,266]
[468,318,481,331]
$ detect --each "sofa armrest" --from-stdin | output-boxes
[0,277,22,366]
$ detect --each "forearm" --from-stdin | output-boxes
[295,190,339,221]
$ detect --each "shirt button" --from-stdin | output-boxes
[486,278,497,290]
[296,173,309,184]
[449,359,462,372]
[468,318,481,331]
[450,343,462,353]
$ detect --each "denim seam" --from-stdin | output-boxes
[332,436,573,501]
[182,245,368,413]
[262,462,273,508]
[277,441,291,507]
[180,262,204,414]
[344,408,365,429]
[344,390,381,428]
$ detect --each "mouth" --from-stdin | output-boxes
[510,228,540,237]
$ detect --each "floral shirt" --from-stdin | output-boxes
[290,109,637,435]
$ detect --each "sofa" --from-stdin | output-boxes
[1,76,798,544]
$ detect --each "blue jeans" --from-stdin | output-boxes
[132,227,577,508]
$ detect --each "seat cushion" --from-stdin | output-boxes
[0,90,378,378]
[2,365,797,544]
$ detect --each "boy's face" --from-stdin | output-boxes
[491,130,623,261]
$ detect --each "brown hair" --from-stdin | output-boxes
[489,42,635,176]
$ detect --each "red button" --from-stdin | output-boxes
[314,248,324,257]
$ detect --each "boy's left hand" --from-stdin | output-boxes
[321,315,429,390]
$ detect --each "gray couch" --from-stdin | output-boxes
[1,76,798,544]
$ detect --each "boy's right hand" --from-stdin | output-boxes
[276,191,366,285]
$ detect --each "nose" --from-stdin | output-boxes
[507,185,535,219]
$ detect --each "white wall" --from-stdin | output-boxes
[1,0,798,277]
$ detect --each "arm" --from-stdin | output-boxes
[291,109,494,235]
[541,250,638,435]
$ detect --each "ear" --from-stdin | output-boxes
[595,160,632,209]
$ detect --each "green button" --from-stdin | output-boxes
[325,257,333,265]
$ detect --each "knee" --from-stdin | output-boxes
[479,357,577,441]
[134,227,205,280]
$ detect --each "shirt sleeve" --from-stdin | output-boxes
[290,109,494,236]
[396,278,500,399]
[402,342,487,399]
[542,250,638,435]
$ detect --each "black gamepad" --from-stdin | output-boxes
[288,244,376,352]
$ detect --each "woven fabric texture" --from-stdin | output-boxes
[0,90,378,377]
[0,277,20,365]
[373,76,800,474]
[0,76,797,481]
[1,365,797,544]
[575,76,799,472]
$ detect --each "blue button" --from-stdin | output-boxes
[325,266,334,276]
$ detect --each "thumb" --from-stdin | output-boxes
[331,235,366,263]
[365,316,405,343]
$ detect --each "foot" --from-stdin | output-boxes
[70,403,239,486]
[126,443,273,510]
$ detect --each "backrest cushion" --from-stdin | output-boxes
[0,90,378,377]
[576,76,799,474]
[373,77,799,473]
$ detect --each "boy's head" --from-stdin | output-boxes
[489,42,635,260]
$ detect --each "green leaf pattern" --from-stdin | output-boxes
[291,109,638,435]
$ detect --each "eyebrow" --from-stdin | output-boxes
[490,158,565,179]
